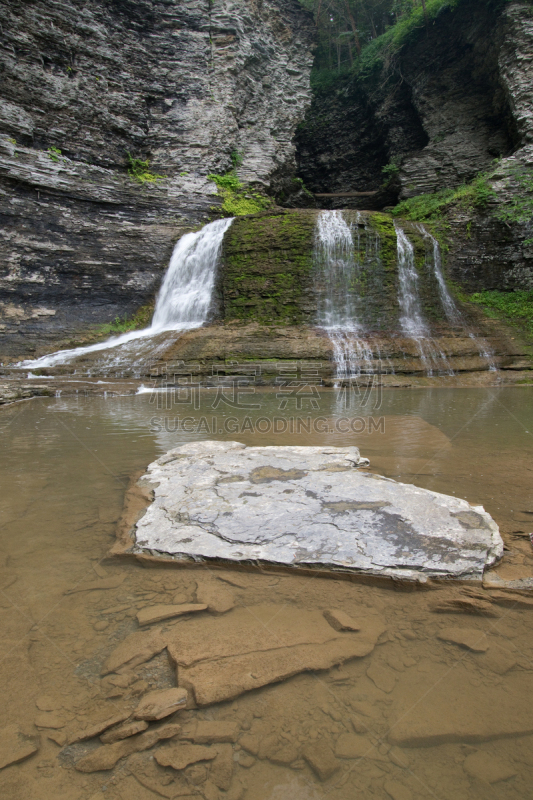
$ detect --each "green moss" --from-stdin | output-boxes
[208,171,273,216]
[469,290,533,334]
[495,166,533,243]
[392,172,496,222]
[221,210,316,323]
[368,213,397,271]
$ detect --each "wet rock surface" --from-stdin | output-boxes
[128,441,503,580]
[0,0,314,359]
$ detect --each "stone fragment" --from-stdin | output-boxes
[209,743,234,790]
[366,662,397,693]
[102,627,166,674]
[196,579,235,613]
[384,780,413,800]
[128,753,190,798]
[463,750,517,783]
[155,744,217,771]
[65,575,126,594]
[489,590,533,609]
[35,695,59,712]
[185,720,239,744]
[484,643,517,675]
[389,665,533,746]
[302,740,339,781]
[237,750,255,767]
[0,725,39,770]
[335,733,388,762]
[132,442,502,581]
[75,722,181,772]
[323,609,361,631]
[67,711,131,745]
[34,712,66,729]
[179,637,376,706]
[136,603,207,626]
[239,733,260,755]
[134,688,188,721]
[437,627,489,652]
[269,744,300,765]
[47,730,67,747]
[166,603,383,667]
[258,733,280,760]
[430,595,497,616]
[483,574,533,592]
[100,719,148,743]
[202,781,220,800]
[75,740,131,772]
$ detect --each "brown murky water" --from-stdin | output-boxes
[1,387,533,800]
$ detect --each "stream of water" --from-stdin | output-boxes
[18,217,234,372]
[1,388,532,800]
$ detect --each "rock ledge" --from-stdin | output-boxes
[125,441,502,582]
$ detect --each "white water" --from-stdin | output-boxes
[314,210,375,378]
[417,225,498,371]
[395,222,453,375]
[18,217,233,370]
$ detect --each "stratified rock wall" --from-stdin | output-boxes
[295,0,519,204]
[0,0,314,359]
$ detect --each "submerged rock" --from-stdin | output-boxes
[127,441,503,582]
[0,725,39,770]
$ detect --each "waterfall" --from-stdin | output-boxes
[395,223,430,339]
[417,225,497,371]
[314,210,375,379]
[19,217,233,370]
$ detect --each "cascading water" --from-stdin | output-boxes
[19,217,234,371]
[417,225,497,371]
[394,222,453,376]
[314,210,375,380]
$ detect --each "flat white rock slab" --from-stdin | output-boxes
[133,441,503,582]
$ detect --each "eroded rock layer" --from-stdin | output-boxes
[0,0,314,357]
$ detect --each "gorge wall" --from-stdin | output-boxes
[0,0,314,359]
[294,0,519,203]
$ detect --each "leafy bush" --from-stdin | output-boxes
[127,153,164,184]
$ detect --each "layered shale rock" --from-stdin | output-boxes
[118,440,503,581]
[0,0,314,358]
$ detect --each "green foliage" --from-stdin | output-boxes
[96,303,154,336]
[495,166,533,243]
[393,173,496,221]
[469,290,533,334]
[382,157,401,180]
[47,147,62,162]
[306,0,466,87]
[230,150,244,168]
[208,171,273,216]
[127,153,164,184]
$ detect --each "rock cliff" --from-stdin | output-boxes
[0,0,314,359]
[295,0,522,204]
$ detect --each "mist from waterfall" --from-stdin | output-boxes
[19,217,234,371]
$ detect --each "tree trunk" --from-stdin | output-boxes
[344,0,361,55]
